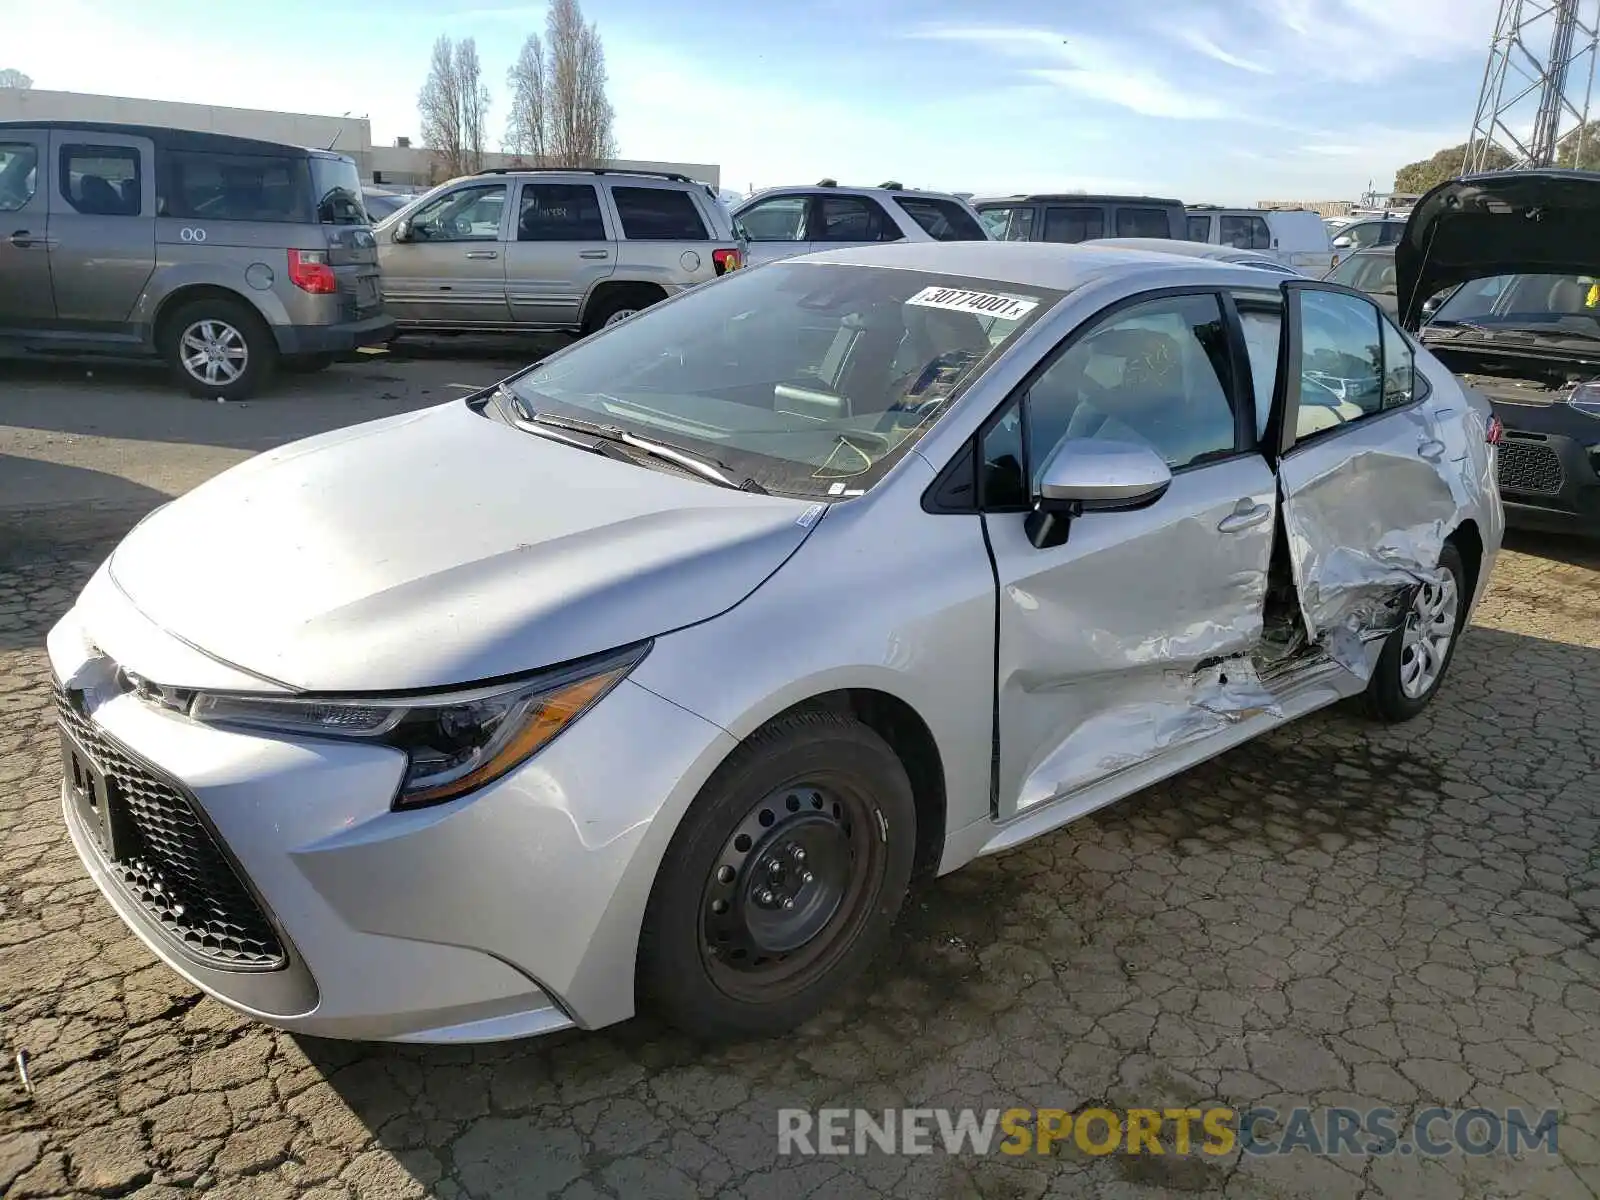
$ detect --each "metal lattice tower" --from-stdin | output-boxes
[1465,0,1600,173]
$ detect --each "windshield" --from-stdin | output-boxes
[310,156,368,225]
[506,262,1064,497]
[1431,273,1600,336]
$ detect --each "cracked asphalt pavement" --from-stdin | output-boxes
[4,354,1600,1198]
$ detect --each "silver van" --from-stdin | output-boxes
[0,121,393,399]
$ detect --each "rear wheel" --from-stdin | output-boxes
[637,710,916,1040]
[1363,541,1466,722]
[582,286,666,335]
[161,298,277,400]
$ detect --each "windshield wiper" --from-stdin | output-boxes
[513,406,769,494]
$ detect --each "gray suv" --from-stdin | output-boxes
[0,121,393,400]
[375,168,746,335]
[974,193,1187,243]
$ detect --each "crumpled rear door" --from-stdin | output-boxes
[1272,281,1474,677]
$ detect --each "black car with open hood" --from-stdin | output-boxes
[1399,169,1600,536]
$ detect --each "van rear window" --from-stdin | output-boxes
[159,151,311,224]
[1116,207,1172,238]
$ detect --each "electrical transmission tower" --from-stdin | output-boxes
[1465,0,1600,172]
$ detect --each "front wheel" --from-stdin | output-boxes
[637,709,916,1040]
[1363,541,1467,722]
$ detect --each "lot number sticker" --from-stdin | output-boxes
[907,286,1038,321]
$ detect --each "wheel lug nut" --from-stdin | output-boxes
[757,889,774,906]
[801,870,814,884]
[791,847,806,862]
[767,859,782,876]
[782,897,795,910]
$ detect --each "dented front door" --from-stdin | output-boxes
[1273,283,1465,675]
[988,453,1278,820]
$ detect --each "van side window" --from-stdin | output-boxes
[1043,206,1103,242]
[1221,215,1271,250]
[161,152,310,223]
[0,142,39,212]
[1187,214,1212,241]
[60,145,140,217]
[1116,207,1170,238]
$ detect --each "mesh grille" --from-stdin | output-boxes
[55,684,286,970]
[1497,440,1564,496]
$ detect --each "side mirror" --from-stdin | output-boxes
[1332,235,1352,249]
[1025,438,1173,549]
[392,217,413,243]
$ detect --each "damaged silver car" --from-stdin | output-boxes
[49,239,1501,1045]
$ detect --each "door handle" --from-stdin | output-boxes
[1417,438,1446,462]
[8,230,54,249]
[578,250,610,260]
[464,250,499,260]
[1217,501,1272,534]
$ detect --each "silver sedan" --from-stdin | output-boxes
[48,240,1502,1043]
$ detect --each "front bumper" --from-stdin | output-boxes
[272,312,396,357]
[1496,428,1600,537]
[47,601,734,1042]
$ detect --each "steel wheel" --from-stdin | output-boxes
[1398,573,1459,699]
[179,319,249,386]
[700,780,879,1003]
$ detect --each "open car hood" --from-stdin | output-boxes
[1397,169,1600,330]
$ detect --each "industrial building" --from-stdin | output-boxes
[0,88,721,190]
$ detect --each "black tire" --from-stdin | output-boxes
[280,352,337,374]
[1363,541,1468,723]
[638,709,917,1040]
[161,297,277,400]
[582,287,665,335]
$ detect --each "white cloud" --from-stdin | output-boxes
[1173,29,1273,75]
[1245,0,1500,82]
[911,25,1235,120]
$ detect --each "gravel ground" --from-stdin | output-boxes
[3,358,1600,1199]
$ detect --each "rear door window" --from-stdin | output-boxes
[815,194,896,242]
[979,205,1035,241]
[519,183,606,240]
[1221,214,1272,250]
[160,151,310,223]
[0,142,40,212]
[610,186,708,240]
[1115,207,1171,238]
[1042,205,1104,242]
[1187,214,1213,241]
[893,196,986,241]
[60,144,141,216]
[737,195,807,241]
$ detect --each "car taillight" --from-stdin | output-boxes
[288,249,337,295]
[1487,415,1504,445]
[712,248,743,276]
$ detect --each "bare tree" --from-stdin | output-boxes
[505,34,549,164]
[456,39,490,173]
[417,36,489,177]
[503,0,616,168]
[0,68,32,89]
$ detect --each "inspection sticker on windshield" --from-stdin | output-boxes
[906,286,1038,321]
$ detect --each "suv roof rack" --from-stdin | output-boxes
[816,178,838,187]
[474,166,699,185]
[878,180,904,190]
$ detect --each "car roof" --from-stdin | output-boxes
[0,119,342,160]
[1084,237,1268,261]
[971,193,1184,206]
[792,239,1270,290]
[738,183,969,203]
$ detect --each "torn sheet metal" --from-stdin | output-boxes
[1016,658,1282,810]
[1276,402,1478,682]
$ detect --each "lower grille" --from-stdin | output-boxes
[1497,439,1564,496]
[55,684,286,970]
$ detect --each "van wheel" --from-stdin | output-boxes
[281,353,337,374]
[582,286,665,335]
[162,298,277,400]
[1363,542,1466,723]
[637,709,916,1040]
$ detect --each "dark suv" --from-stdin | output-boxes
[0,120,393,399]
[972,193,1186,243]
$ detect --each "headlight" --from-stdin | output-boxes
[189,644,648,808]
[1570,383,1600,418]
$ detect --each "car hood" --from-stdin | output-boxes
[1397,169,1600,330]
[106,400,823,692]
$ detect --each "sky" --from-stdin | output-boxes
[0,0,1504,204]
